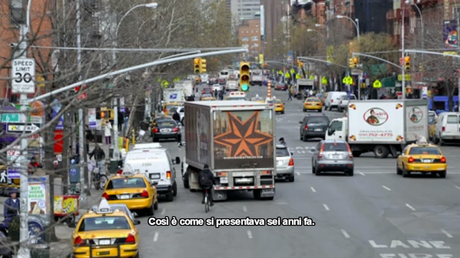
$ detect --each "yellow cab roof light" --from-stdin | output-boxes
[97,199,114,215]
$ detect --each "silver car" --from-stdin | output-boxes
[338,94,357,112]
[91,204,139,223]
[310,140,354,176]
[275,144,295,182]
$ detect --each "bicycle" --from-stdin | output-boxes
[204,188,211,213]
[88,161,108,190]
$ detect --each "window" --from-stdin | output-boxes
[276,147,290,157]
[106,178,146,190]
[339,95,349,100]
[329,121,342,132]
[251,36,258,41]
[307,117,329,125]
[78,216,130,232]
[323,142,348,152]
[158,121,176,127]
[242,36,249,41]
[252,43,259,48]
[446,115,458,124]
[409,147,441,155]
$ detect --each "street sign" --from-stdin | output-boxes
[11,58,36,94]
[7,123,40,133]
[342,76,353,85]
[398,74,411,81]
[351,69,362,76]
[373,80,382,88]
[0,113,21,123]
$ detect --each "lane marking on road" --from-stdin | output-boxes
[275,201,288,205]
[323,204,330,211]
[247,230,253,239]
[341,229,350,238]
[406,203,416,211]
[441,229,453,238]
[296,172,300,176]
[153,232,159,242]
[161,208,166,215]
[310,187,316,193]
[243,205,247,212]
[382,185,391,191]
[359,172,365,176]
[455,186,460,190]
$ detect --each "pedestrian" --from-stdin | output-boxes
[287,86,293,101]
[172,110,181,123]
[27,157,43,175]
[89,144,106,174]
[104,121,112,145]
[1,189,19,230]
[219,91,224,100]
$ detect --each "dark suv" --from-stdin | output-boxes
[299,114,330,141]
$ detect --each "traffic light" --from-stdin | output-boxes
[194,58,200,73]
[349,58,355,68]
[352,57,358,67]
[239,62,250,92]
[200,58,207,73]
[404,56,411,71]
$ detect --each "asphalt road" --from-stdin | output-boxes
[137,84,460,258]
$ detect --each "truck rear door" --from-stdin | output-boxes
[444,114,460,137]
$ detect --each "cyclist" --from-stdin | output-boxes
[89,144,106,174]
[199,164,216,206]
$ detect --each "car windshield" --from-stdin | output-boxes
[409,147,441,155]
[276,148,290,157]
[275,99,282,104]
[78,216,130,232]
[106,178,146,189]
[307,98,320,102]
[323,142,349,152]
[428,115,436,124]
[203,88,212,93]
[165,105,178,110]
[157,121,176,127]
[202,94,212,98]
[340,95,349,100]
[307,117,329,125]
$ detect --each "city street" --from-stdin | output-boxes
[136,85,460,258]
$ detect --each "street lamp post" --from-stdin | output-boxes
[401,1,407,99]
[336,15,361,99]
[111,3,158,162]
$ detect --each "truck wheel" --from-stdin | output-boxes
[253,190,261,200]
[183,173,190,189]
[303,109,306,112]
[374,145,389,158]
[347,170,354,176]
[154,200,159,210]
[172,182,178,197]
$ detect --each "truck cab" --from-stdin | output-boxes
[325,117,348,141]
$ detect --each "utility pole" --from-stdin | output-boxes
[76,0,87,199]
[401,1,406,99]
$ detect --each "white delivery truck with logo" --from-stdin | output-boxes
[174,80,194,98]
[163,88,185,103]
[325,99,429,158]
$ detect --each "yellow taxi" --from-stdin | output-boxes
[273,99,285,114]
[202,97,216,101]
[250,97,265,103]
[162,103,180,116]
[70,199,140,258]
[428,111,437,140]
[303,97,322,112]
[396,138,447,178]
[152,116,173,127]
[103,171,158,216]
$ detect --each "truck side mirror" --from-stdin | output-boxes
[328,128,334,136]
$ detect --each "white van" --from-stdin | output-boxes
[434,112,460,145]
[325,91,348,111]
[124,148,180,201]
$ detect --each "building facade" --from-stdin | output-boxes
[261,0,286,42]
[238,19,262,57]
[230,0,261,21]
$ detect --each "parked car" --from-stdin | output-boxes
[152,120,181,142]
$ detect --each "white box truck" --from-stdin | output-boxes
[182,101,276,200]
[325,99,429,158]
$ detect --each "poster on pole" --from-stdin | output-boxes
[120,97,125,113]
[27,176,50,245]
[88,108,96,129]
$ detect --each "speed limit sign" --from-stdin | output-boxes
[11,58,36,94]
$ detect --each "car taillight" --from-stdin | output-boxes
[166,171,171,179]
[126,234,136,244]
[74,236,85,246]
[304,125,308,130]
[173,127,179,132]
[153,128,159,133]
[117,169,123,175]
[442,126,445,132]
[305,103,310,105]
[163,109,167,113]
[288,158,294,166]
[441,157,446,163]
[347,144,353,158]
[408,157,415,163]
[141,190,149,198]
[331,99,334,103]
[318,143,325,159]
[102,193,109,199]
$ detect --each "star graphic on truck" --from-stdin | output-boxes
[214,111,272,157]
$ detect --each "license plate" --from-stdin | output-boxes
[97,251,110,255]
[277,161,283,165]
[160,129,171,133]
[120,194,129,199]
[220,177,228,184]
[422,159,431,163]
[99,239,110,245]
[314,128,323,131]
[150,174,160,179]
[332,155,341,159]
[424,166,431,169]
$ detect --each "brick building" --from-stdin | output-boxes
[238,19,262,57]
